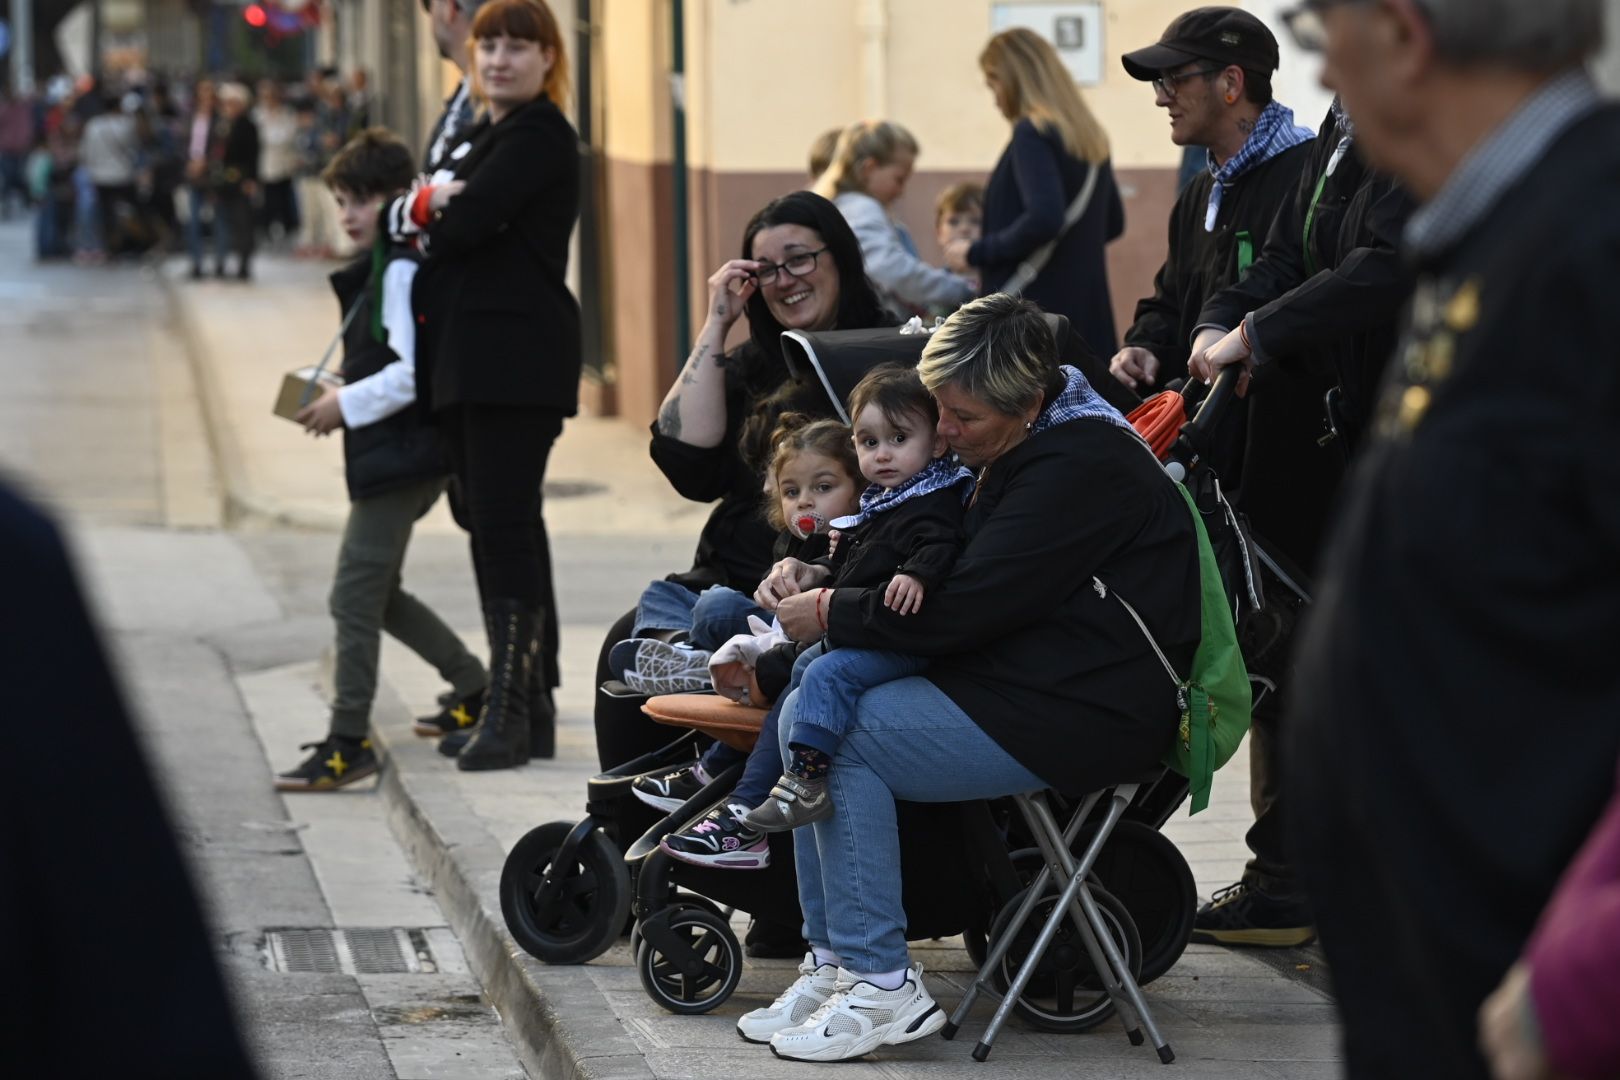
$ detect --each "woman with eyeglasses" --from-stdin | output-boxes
[593,196,889,966]
[944,27,1126,362]
[393,0,579,773]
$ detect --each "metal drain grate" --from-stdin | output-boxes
[264,929,435,974]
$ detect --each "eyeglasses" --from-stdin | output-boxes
[752,247,829,285]
[1152,67,1223,100]
[1281,0,1374,52]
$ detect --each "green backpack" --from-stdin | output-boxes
[1096,483,1252,815]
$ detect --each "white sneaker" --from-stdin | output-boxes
[736,953,839,1043]
[768,964,945,1062]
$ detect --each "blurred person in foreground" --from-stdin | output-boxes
[1480,755,1620,1080]
[1283,1,1620,1076]
[0,478,257,1077]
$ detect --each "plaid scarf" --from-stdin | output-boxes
[830,455,975,530]
[1204,100,1316,232]
[1031,365,1134,437]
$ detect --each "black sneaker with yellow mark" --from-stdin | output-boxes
[412,689,486,739]
[275,735,379,792]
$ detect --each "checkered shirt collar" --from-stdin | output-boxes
[1405,70,1601,259]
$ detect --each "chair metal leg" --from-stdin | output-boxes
[1078,881,1174,1063]
[946,856,1055,1033]
[949,789,1106,1037]
[1024,791,1145,1037]
[958,783,1176,1065]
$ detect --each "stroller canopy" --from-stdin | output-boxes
[782,314,1073,422]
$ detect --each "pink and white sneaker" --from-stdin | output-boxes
[660,802,771,870]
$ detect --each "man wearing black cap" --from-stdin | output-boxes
[1109,6,1316,393]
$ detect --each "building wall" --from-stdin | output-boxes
[468,0,1620,427]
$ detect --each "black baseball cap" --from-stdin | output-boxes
[1121,6,1282,81]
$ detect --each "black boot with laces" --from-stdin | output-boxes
[457,599,535,772]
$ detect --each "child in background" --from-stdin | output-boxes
[275,129,487,791]
[935,182,984,271]
[933,181,985,314]
[629,416,861,834]
[741,365,972,832]
[814,120,975,319]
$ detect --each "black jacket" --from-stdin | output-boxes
[1198,108,1417,447]
[413,95,581,415]
[973,120,1126,359]
[1125,141,1311,385]
[0,481,258,1078]
[215,113,258,189]
[827,419,1200,795]
[330,253,445,502]
[1293,104,1620,1074]
[649,344,842,595]
[823,487,965,591]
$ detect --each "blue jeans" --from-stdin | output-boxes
[787,648,927,756]
[185,185,228,270]
[700,642,824,806]
[632,581,765,650]
[780,677,1044,973]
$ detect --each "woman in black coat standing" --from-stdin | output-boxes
[398,0,580,772]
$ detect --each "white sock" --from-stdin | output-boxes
[852,966,909,991]
[812,947,841,970]
[692,761,711,785]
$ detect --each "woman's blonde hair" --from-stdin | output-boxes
[763,413,860,531]
[979,28,1109,164]
[469,0,571,110]
[918,294,1063,418]
[811,120,919,201]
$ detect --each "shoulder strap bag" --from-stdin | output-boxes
[1093,483,1253,815]
[1002,160,1102,297]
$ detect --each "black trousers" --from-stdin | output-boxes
[215,186,256,270]
[1241,689,1301,896]
[440,403,564,689]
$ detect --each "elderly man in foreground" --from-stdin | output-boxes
[1284,1,1620,1077]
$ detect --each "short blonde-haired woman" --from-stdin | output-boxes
[945,27,1126,359]
[815,120,974,318]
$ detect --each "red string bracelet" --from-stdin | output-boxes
[815,589,829,632]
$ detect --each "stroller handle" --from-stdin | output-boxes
[1180,365,1243,455]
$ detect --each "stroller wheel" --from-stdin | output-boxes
[1075,820,1195,985]
[636,904,743,1015]
[500,820,631,965]
[987,881,1142,1033]
[629,891,728,957]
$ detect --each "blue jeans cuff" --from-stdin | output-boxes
[786,721,842,758]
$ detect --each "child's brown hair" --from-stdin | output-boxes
[322,127,415,199]
[935,181,985,225]
[847,364,939,433]
[763,413,860,531]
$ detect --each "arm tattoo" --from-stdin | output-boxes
[679,343,710,386]
[657,395,683,439]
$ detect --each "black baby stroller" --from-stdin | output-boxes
[499,323,1269,1031]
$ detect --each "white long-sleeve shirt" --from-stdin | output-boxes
[336,259,419,429]
[834,191,974,313]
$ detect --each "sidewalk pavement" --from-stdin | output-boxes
[168,254,1342,1079]
[164,254,706,536]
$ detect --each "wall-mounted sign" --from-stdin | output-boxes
[990,2,1105,86]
